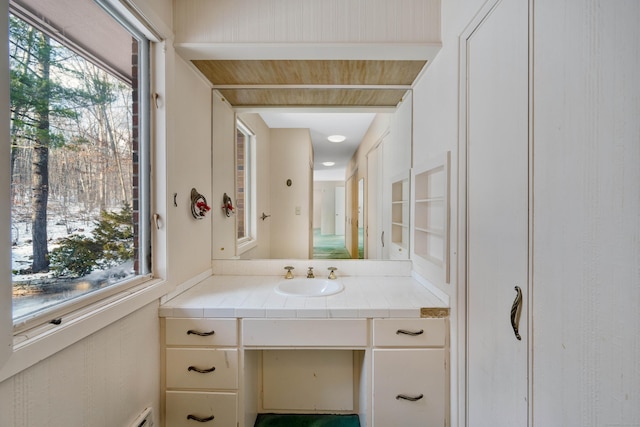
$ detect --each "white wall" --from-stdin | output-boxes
[168,56,213,283]
[0,303,160,427]
[314,181,343,235]
[174,0,440,45]
[412,0,486,292]
[408,2,494,426]
[531,1,640,424]
[269,128,313,259]
[211,95,237,258]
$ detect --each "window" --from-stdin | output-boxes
[235,119,256,250]
[8,0,151,327]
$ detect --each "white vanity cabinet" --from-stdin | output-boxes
[372,318,447,427]
[159,274,450,427]
[162,316,448,427]
[163,318,239,427]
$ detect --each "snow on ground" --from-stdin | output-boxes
[11,216,134,320]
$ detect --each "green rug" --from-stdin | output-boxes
[254,413,360,427]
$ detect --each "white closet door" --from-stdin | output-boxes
[465,0,529,425]
[367,141,384,259]
[334,186,345,236]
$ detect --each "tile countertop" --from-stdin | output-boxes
[159,263,449,319]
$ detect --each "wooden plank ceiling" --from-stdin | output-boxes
[192,60,427,108]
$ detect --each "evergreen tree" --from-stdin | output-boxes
[9,16,92,272]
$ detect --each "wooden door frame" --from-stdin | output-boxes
[365,131,389,260]
[457,0,534,426]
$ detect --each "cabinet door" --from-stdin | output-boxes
[373,349,445,427]
[465,0,529,425]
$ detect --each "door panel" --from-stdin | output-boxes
[335,186,345,236]
[466,0,529,425]
[367,142,384,259]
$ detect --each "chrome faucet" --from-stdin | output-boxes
[306,267,315,278]
[284,266,294,279]
[327,267,337,280]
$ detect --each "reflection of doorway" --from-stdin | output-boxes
[335,186,345,235]
[367,138,384,259]
[346,174,364,259]
[357,178,364,259]
[312,182,350,259]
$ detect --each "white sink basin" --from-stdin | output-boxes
[275,278,344,297]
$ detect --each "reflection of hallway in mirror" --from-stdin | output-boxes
[313,229,351,259]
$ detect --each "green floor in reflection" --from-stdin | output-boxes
[254,413,360,427]
[313,229,351,259]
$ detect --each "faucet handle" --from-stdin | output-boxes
[284,266,294,279]
[306,267,315,278]
[328,267,337,280]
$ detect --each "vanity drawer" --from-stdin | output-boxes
[242,319,368,347]
[373,349,446,426]
[166,391,237,427]
[165,318,237,346]
[373,318,446,347]
[166,348,238,389]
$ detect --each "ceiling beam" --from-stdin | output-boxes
[175,42,441,61]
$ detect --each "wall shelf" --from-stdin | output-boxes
[411,152,450,283]
[390,173,410,259]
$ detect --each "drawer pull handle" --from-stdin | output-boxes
[396,393,424,402]
[187,329,215,337]
[187,414,215,422]
[188,366,216,374]
[396,329,424,336]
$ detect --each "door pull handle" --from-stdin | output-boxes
[396,393,424,402]
[188,366,216,374]
[510,285,523,341]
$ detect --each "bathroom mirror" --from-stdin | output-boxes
[211,98,413,261]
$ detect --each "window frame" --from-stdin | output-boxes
[235,118,257,254]
[0,0,166,382]
[8,0,151,331]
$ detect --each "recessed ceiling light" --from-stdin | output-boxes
[327,135,346,143]
[322,161,335,167]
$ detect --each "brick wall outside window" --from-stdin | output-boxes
[236,129,246,239]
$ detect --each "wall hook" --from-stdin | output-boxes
[260,212,271,221]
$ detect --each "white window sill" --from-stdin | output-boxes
[0,278,171,383]
[237,238,258,255]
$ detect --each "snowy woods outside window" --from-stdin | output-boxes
[9,9,146,322]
